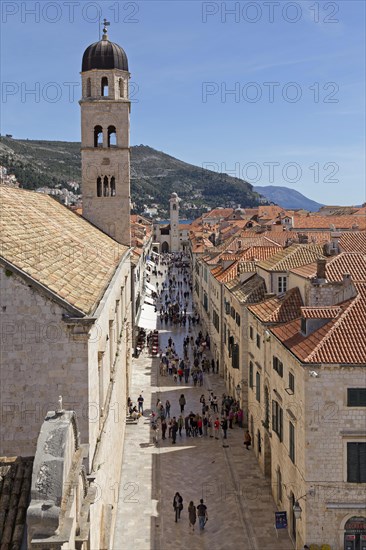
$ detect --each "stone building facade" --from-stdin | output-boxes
[0,186,132,548]
[247,255,366,548]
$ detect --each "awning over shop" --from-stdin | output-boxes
[137,304,157,330]
[151,251,160,257]
[146,260,155,268]
[145,282,157,293]
[144,296,155,306]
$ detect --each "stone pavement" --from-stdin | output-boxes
[113,266,293,550]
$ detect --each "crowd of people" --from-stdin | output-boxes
[151,389,244,444]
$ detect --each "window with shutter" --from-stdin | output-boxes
[347,442,366,483]
[256,371,261,402]
[232,344,239,369]
[289,422,295,463]
[347,388,366,407]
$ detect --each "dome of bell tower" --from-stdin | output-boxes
[82,22,128,72]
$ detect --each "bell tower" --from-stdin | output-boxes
[80,21,131,245]
[169,192,180,252]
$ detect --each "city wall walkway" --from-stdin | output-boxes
[114,266,293,550]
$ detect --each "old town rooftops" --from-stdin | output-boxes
[257,243,325,272]
[0,186,129,316]
[271,283,366,364]
[248,287,303,324]
[290,252,366,283]
[225,274,266,304]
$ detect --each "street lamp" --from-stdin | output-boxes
[293,499,303,520]
[292,489,315,520]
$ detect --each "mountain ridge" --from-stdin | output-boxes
[0,137,324,215]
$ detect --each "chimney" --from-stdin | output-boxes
[316,258,326,280]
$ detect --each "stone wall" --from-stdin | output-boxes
[0,267,89,457]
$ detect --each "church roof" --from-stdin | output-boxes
[0,187,129,316]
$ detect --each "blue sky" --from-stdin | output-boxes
[1,0,365,205]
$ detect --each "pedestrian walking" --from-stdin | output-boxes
[161,418,167,440]
[208,415,214,438]
[179,393,186,413]
[221,416,228,439]
[165,399,171,418]
[137,394,144,414]
[178,414,184,437]
[173,492,183,522]
[244,430,252,450]
[214,417,220,439]
[188,501,196,532]
[172,417,178,444]
[197,499,208,530]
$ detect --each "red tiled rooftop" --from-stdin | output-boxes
[271,283,366,364]
[248,287,303,323]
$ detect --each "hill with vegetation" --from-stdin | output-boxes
[0,137,263,217]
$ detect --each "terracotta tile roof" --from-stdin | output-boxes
[258,205,287,219]
[237,246,280,262]
[203,208,234,219]
[257,244,324,272]
[339,232,366,254]
[214,261,256,283]
[300,306,342,319]
[290,253,366,283]
[0,456,34,548]
[225,274,266,304]
[248,287,303,323]
[271,283,366,364]
[0,187,129,315]
[353,206,366,216]
[290,262,320,279]
[292,215,366,230]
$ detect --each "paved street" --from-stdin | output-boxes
[114,263,293,550]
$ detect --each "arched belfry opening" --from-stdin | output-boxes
[94,126,103,148]
[97,177,102,197]
[110,177,116,196]
[103,176,109,197]
[101,77,109,97]
[108,126,117,147]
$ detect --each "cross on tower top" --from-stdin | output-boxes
[102,18,110,39]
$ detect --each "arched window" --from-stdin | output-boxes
[110,177,116,196]
[86,78,91,97]
[119,78,124,98]
[94,126,103,148]
[97,177,102,197]
[101,77,109,97]
[103,176,109,197]
[108,126,117,147]
[172,204,177,211]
